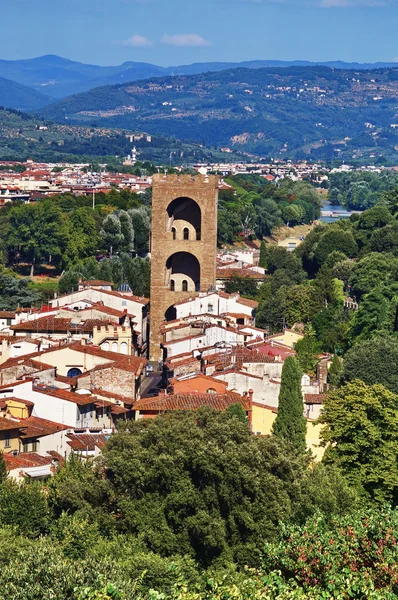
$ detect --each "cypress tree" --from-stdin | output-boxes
[272,356,307,453]
[259,240,268,268]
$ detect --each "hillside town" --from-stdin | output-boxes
[0,157,392,205]
[0,171,335,481]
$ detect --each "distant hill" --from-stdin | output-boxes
[38,65,398,162]
[0,106,242,164]
[0,76,51,111]
[2,54,398,98]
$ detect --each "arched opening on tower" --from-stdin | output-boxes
[166,197,201,240]
[164,305,177,322]
[165,252,200,292]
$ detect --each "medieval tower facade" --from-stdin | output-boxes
[149,173,219,361]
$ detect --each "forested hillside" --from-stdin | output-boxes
[39,65,398,162]
[0,107,240,163]
[0,76,51,111]
[2,54,398,98]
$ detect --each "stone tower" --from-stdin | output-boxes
[149,173,219,361]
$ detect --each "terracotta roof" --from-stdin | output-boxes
[0,311,16,319]
[77,304,131,318]
[216,268,264,280]
[134,391,248,412]
[11,317,74,332]
[237,297,259,309]
[66,432,108,451]
[87,288,150,306]
[304,393,327,405]
[69,343,146,376]
[89,388,134,403]
[172,373,228,386]
[32,385,95,406]
[0,418,22,431]
[3,452,54,471]
[80,280,113,286]
[19,415,70,438]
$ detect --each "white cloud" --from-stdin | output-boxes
[161,33,212,47]
[119,34,153,47]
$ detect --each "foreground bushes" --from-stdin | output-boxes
[0,506,398,598]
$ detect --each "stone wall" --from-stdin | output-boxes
[149,174,218,361]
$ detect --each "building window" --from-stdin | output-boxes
[122,300,127,307]
[112,342,118,352]
[120,342,128,355]
[206,388,217,394]
[4,434,10,448]
[67,367,82,378]
[170,279,175,292]
[182,280,188,292]
[183,227,189,240]
[208,304,214,313]
[102,341,110,351]
[32,440,38,452]
[172,227,176,240]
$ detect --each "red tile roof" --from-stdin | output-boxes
[0,311,16,319]
[80,280,113,287]
[18,415,70,438]
[0,418,22,431]
[11,317,75,332]
[32,385,95,406]
[66,432,108,451]
[304,393,327,405]
[237,297,259,309]
[3,452,54,471]
[134,391,248,412]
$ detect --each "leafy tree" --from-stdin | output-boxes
[349,252,398,300]
[263,506,398,596]
[254,198,282,237]
[319,380,398,503]
[118,211,134,253]
[63,207,100,268]
[277,284,315,326]
[342,335,398,393]
[327,354,342,387]
[58,270,81,294]
[100,214,124,256]
[314,228,357,268]
[102,408,312,566]
[0,270,40,310]
[281,203,304,225]
[295,331,322,375]
[0,480,50,537]
[6,200,68,275]
[272,356,307,454]
[224,275,260,298]
[128,207,150,254]
[349,289,391,343]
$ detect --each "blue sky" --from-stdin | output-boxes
[2,0,398,66]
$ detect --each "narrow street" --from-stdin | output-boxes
[140,370,163,398]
